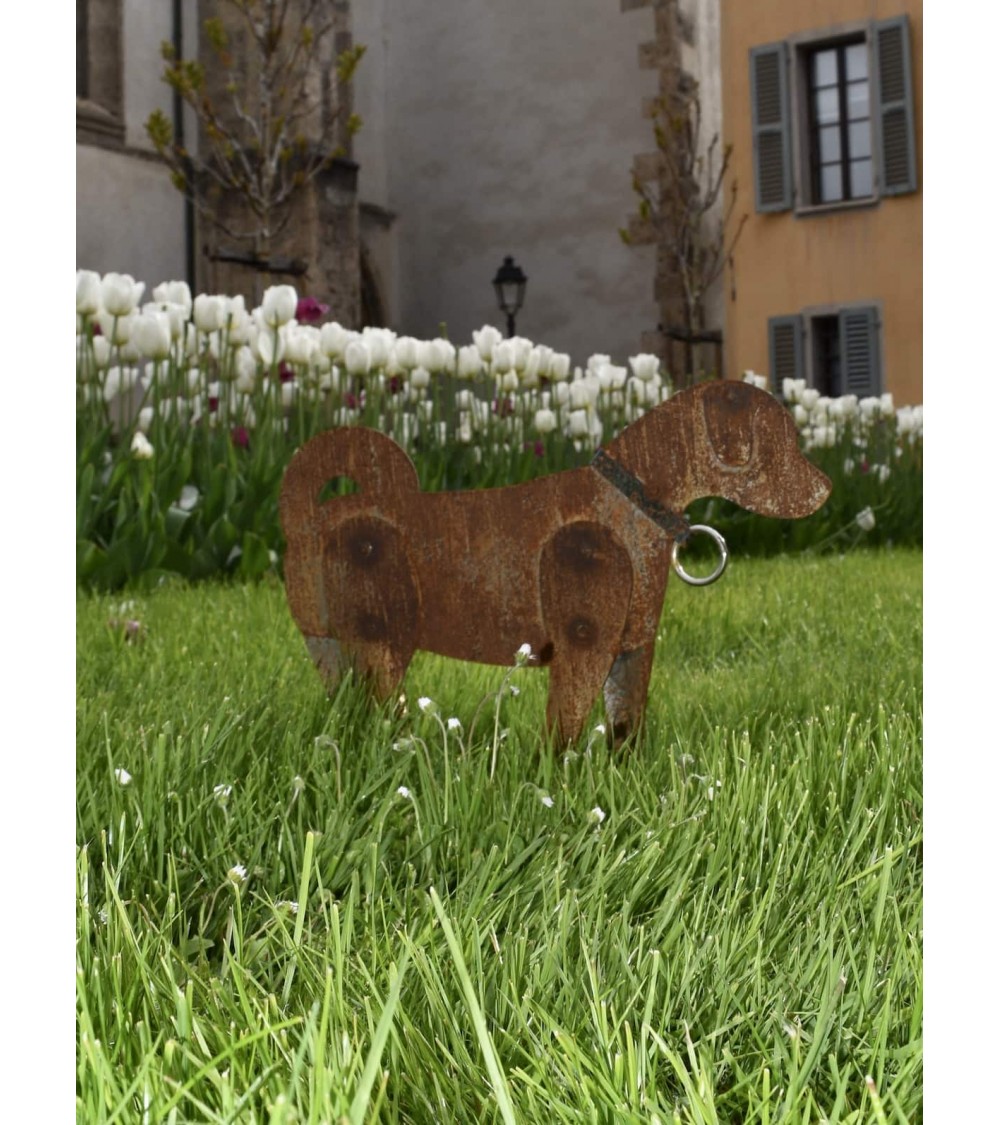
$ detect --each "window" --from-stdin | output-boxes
[807,40,872,204]
[750,16,916,213]
[768,306,882,397]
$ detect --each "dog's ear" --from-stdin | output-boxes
[699,382,757,468]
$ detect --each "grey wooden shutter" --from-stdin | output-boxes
[750,42,792,212]
[839,307,881,395]
[874,17,917,195]
[768,315,803,392]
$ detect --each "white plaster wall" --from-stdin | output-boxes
[77,146,189,287]
[352,0,399,322]
[77,0,199,290]
[379,0,658,366]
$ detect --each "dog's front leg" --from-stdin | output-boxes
[602,641,657,747]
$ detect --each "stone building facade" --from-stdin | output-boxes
[77,1,725,369]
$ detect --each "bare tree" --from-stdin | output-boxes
[146,0,365,262]
[622,79,747,383]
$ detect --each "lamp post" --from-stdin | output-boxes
[492,256,527,338]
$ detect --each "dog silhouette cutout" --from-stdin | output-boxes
[280,380,831,745]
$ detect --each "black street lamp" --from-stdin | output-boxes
[492,256,527,337]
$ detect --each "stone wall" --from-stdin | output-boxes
[196,0,362,321]
[622,0,726,376]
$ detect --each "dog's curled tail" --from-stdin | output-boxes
[279,426,420,537]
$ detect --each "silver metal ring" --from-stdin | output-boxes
[671,525,729,586]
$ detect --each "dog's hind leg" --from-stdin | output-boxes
[540,522,632,747]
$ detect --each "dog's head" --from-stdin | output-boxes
[695,381,831,518]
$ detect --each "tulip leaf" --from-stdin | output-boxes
[238,531,271,579]
[77,539,104,581]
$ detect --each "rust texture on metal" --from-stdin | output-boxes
[280,381,831,745]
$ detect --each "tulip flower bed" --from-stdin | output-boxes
[76,272,923,590]
[77,549,922,1122]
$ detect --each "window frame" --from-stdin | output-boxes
[770,300,884,397]
[788,20,878,215]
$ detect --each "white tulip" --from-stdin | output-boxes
[569,380,594,410]
[410,366,431,390]
[256,328,285,366]
[491,341,514,373]
[152,280,192,314]
[91,336,111,369]
[137,406,155,433]
[260,284,298,327]
[567,409,589,438]
[281,381,297,409]
[792,404,809,427]
[96,309,136,345]
[234,347,257,392]
[534,408,557,434]
[586,354,611,378]
[100,272,145,317]
[132,310,172,360]
[457,345,483,379]
[362,327,395,369]
[500,370,519,393]
[76,270,102,316]
[855,507,876,532]
[285,325,319,366]
[457,412,474,444]
[800,388,820,411]
[319,321,352,359]
[810,425,836,448]
[782,377,806,403]
[629,353,660,382]
[103,365,139,403]
[344,340,371,376]
[178,484,200,511]
[393,336,420,369]
[532,346,554,380]
[143,300,187,341]
[131,431,154,459]
[880,392,895,416]
[549,353,571,382]
[226,299,252,345]
[742,370,768,390]
[509,336,532,371]
[473,325,503,362]
[193,294,227,333]
[455,389,474,410]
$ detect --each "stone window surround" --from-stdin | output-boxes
[77,0,125,149]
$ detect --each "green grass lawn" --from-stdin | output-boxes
[76,549,922,1124]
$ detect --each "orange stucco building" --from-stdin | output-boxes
[721,1,922,405]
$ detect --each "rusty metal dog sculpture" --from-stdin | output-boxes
[280,380,831,745]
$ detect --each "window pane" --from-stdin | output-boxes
[813,86,839,126]
[847,81,869,119]
[811,48,838,88]
[818,125,841,163]
[848,120,871,159]
[845,42,868,82]
[850,159,873,198]
[821,165,843,202]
